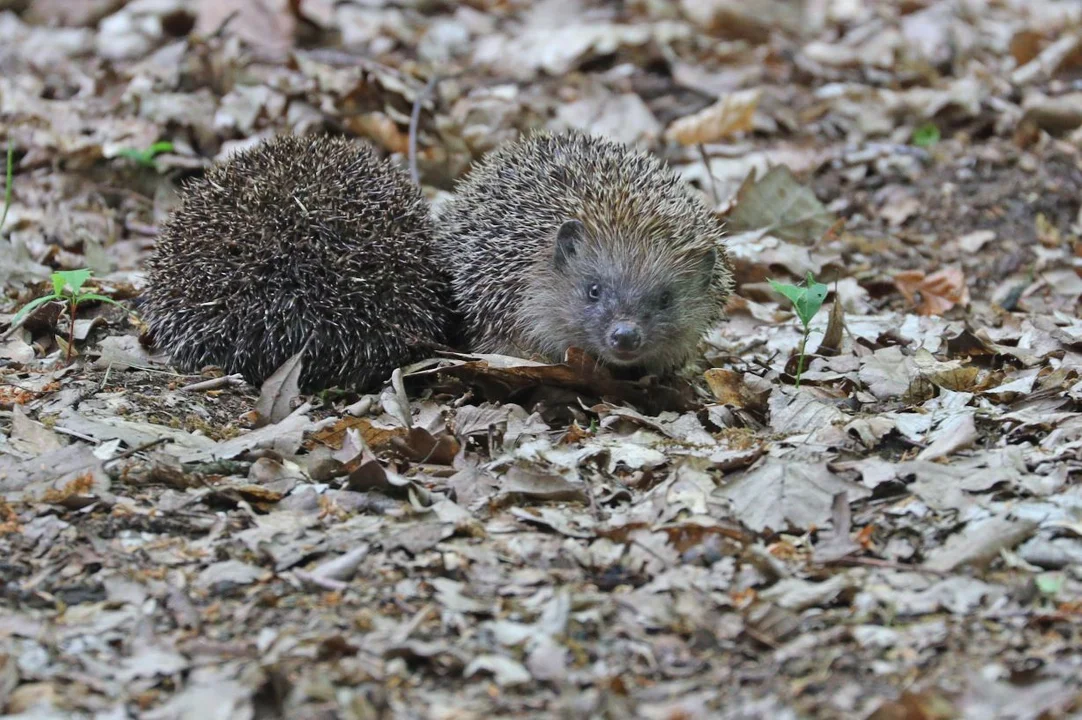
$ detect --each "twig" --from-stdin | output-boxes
[179,374,247,392]
[293,569,348,593]
[697,142,720,207]
[742,626,781,650]
[393,603,436,643]
[408,74,442,185]
[209,9,240,39]
[0,380,56,395]
[102,437,170,467]
[2,138,13,232]
[52,426,99,443]
[124,220,159,236]
[823,556,952,577]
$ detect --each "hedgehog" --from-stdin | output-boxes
[434,130,733,377]
[141,134,452,392]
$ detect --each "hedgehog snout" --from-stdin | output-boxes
[607,321,643,355]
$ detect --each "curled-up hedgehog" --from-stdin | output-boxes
[141,134,452,391]
[434,130,733,377]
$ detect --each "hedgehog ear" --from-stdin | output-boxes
[553,219,584,271]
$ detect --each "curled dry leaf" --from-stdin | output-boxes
[497,466,588,505]
[911,349,983,393]
[817,300,845,354]
[254,346,305,427]
[704,368,765,409]
[429,350,695,414]
[923,514,1039,571]
[308,417,409,454]
[664,88,761,146]
[393,426,459,465]
[893,267,970,316]
[1011,34,1081,86]
[915,411,978,462]
[681,0,804,41]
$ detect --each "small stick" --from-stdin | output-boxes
[824,556,952,577]
[179,374,247,392]
[102,437,170,466]
[294,569,348,593]
[393,603,436,643]
[52,426,99,443]
[408,74,442,185]
[697,142,720,208]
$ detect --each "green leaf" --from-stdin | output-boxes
[54,268,92,295]
[1035,573,1064,596]
[912,123,940,147]
[11,294,60,327]
[798,272,829,322]
[116,141,174,168]
[116,147,154,166]
[769,275,828,328]
[768,279,807,307]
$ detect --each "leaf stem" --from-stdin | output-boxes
[66,296,77,364]
[795,324,810,388]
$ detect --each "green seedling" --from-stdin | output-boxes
[911,123,940,148]
[769,272,828,388]
[12,268,132,363]
[116,141,174,169]
[1035,573,1065,598]
[1,138,13,232]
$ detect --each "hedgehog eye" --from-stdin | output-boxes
[587,283,602,301]
[658,290,673,309]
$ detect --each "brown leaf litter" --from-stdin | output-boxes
[3,0,1082,718]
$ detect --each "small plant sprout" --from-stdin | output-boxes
[911,123,940,148]
[116,141,174,169]
[2,138,13,232]
[769,272,829,388]
[11,268,132,363]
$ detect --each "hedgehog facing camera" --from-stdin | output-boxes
[435,130,734,378]
[141,134,453,392]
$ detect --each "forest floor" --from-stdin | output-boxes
[2,1,1082,718]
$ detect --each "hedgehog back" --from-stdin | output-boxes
[142,134,450,391]
[435,130,733,374]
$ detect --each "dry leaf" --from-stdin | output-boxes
[704,368,763,409]
[916,412,978,461]
[254,346,306,427]
[894,268,970,316]
[194,0,296,53]
[727,165,836,244]
[818,300,845,354]
[716,460,870,532]
[664,88,761,145]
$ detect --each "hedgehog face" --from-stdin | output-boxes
[539,219,718,372]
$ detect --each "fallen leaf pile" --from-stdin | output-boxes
[2,0,1082,718]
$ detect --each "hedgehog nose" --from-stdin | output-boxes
[609,322,642,352]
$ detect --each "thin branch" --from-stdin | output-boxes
[408,74,442,186]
